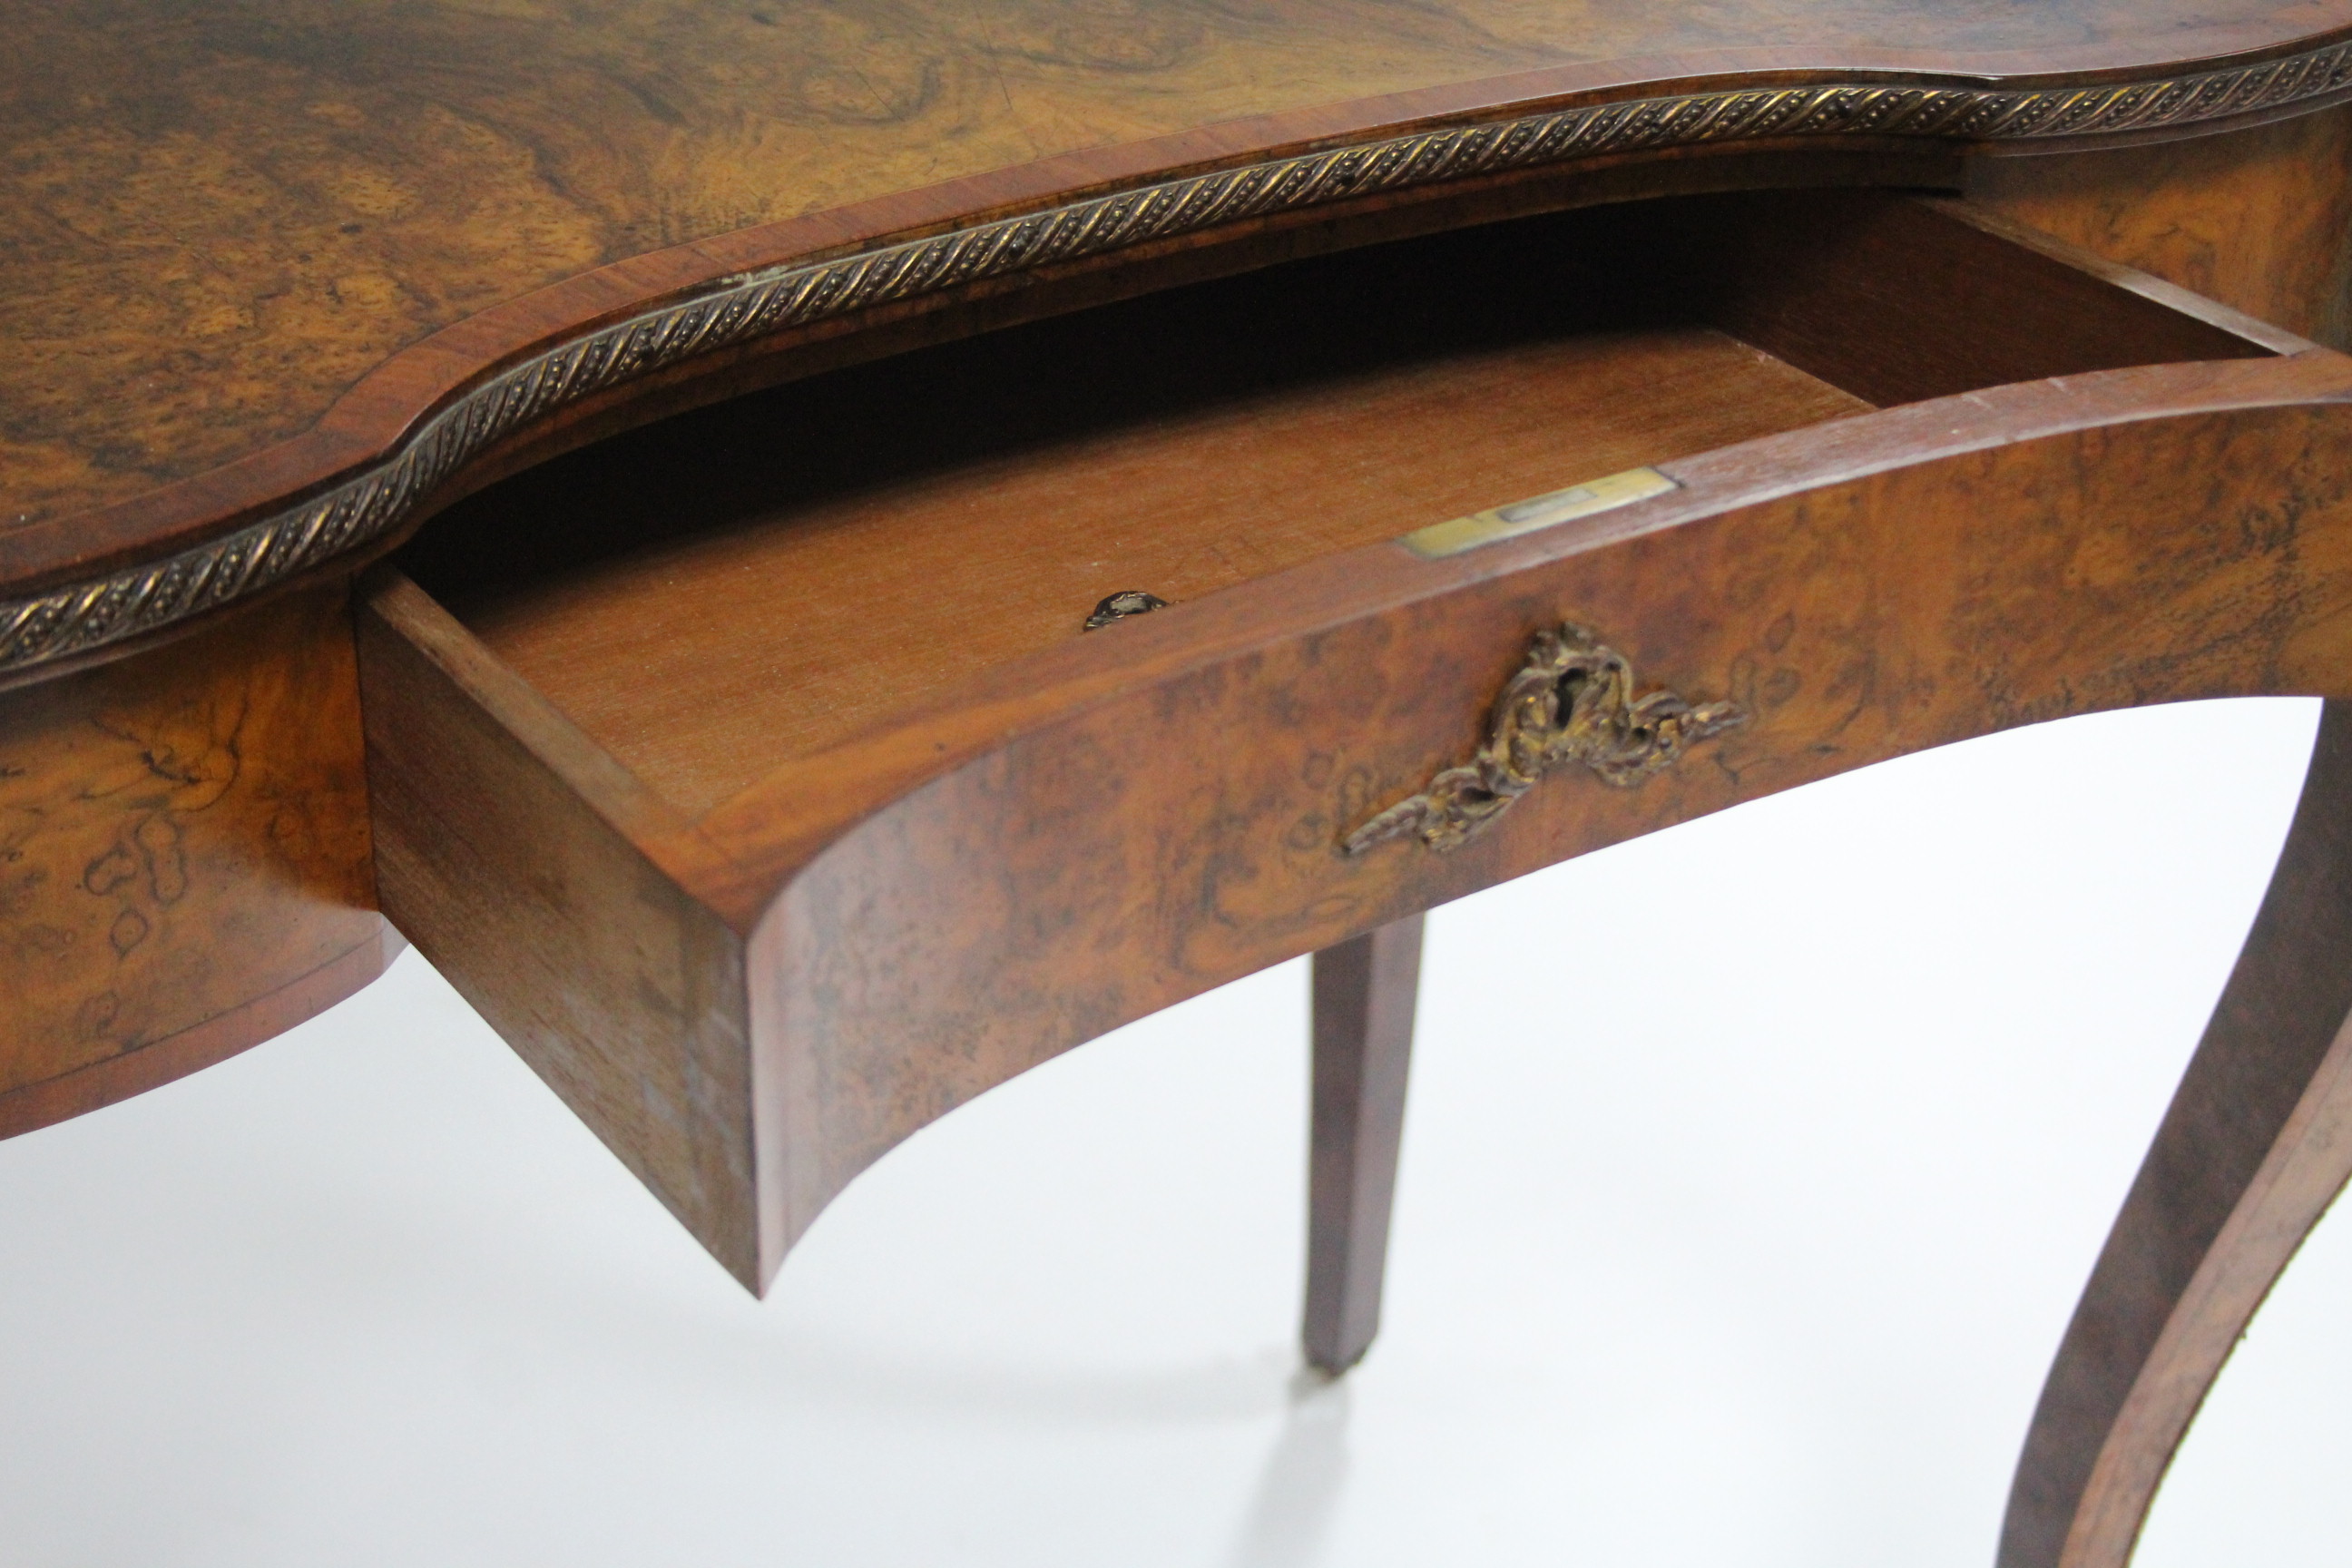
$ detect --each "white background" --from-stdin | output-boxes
[1,697,2346,1566]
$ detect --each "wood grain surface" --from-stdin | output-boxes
[403,192,2272,813]
[0,585,387,1137]
[1305,914,1426,1375]
[5,15,2352,1541]
[710,356,2352,1279]
[6,8,2347,1535]
[8,0,2352,681]
[442,319,1848,813]
[4,0,2327,517]
[358,572,761,1286]
[359,195,2352,1290]
[1971,100,2352,348]
[2000,697,2352,1566]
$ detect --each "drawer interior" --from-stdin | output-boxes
[397,189,2282,816]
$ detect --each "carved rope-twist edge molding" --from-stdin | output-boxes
[1341,622,1746,854]
[9,39,2351,674]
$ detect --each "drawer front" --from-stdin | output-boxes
[358,188,2352,1289]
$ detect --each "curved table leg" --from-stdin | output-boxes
[2000,699,2352,1568]
[1303,913,1426,1375]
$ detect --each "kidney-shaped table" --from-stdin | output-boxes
[11,4,2352,1562]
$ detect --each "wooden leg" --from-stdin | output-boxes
[1304,913,1426,1375]
[1999,699,2352,1568]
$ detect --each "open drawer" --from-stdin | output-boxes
[358,188,2352,1290]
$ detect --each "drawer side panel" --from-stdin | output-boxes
[358,576,760,1289]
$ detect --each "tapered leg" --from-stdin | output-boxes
[1999,700,2352,1568]
[1304,913,1426,1375]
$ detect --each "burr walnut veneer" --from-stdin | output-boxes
[13,5,2352,1563]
